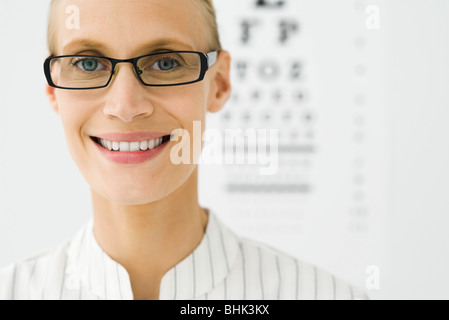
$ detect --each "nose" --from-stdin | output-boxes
[102,63,155,123]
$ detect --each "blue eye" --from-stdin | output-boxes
[74,58,105,72]
[153,59,179,71]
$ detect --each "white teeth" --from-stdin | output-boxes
[97,137,166,152]
[130,142,140,152]
[148,139,155,150]
[120,142,130,152]
[112,141,120,151]
[140,140,148,150]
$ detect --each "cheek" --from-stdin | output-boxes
[158,83,209,123]
[55,93,97,160]
[160,86,209,158]
[56,92,93,129]
[158,84,211,162]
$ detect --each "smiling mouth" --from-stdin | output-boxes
[91,135,171,152]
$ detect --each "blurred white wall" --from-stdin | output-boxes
[384,0,449,299]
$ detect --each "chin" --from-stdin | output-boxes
[89,164,196,206]
[89,173,167,206]
[102,187,167,206]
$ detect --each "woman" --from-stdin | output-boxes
[0,0,365,300]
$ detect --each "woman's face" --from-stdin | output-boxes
[46,0,230,205]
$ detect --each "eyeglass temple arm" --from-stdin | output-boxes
[206,51,218,68]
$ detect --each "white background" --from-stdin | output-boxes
[0,0,448,299]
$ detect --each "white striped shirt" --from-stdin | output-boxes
[0,212,367,300]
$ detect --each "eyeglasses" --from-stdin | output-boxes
[44,51,218,90]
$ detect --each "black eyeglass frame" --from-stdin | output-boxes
[44,50,219,90]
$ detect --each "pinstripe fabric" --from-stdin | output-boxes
[0,212,367,300]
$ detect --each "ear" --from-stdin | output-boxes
[46,83,59,113]
[207,50,232,113]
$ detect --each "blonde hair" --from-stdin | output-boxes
[47,0,222,56]
[192,0,222,51]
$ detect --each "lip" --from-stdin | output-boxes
[90,132,172,165]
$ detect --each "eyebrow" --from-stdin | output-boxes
[61,38,196,56]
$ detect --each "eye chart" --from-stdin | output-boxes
[199,0,388,293]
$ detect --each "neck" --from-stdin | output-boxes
[91,168,208,300]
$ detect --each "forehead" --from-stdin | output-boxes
[55,0,206,56]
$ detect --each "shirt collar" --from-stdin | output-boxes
[66,210,240,300]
